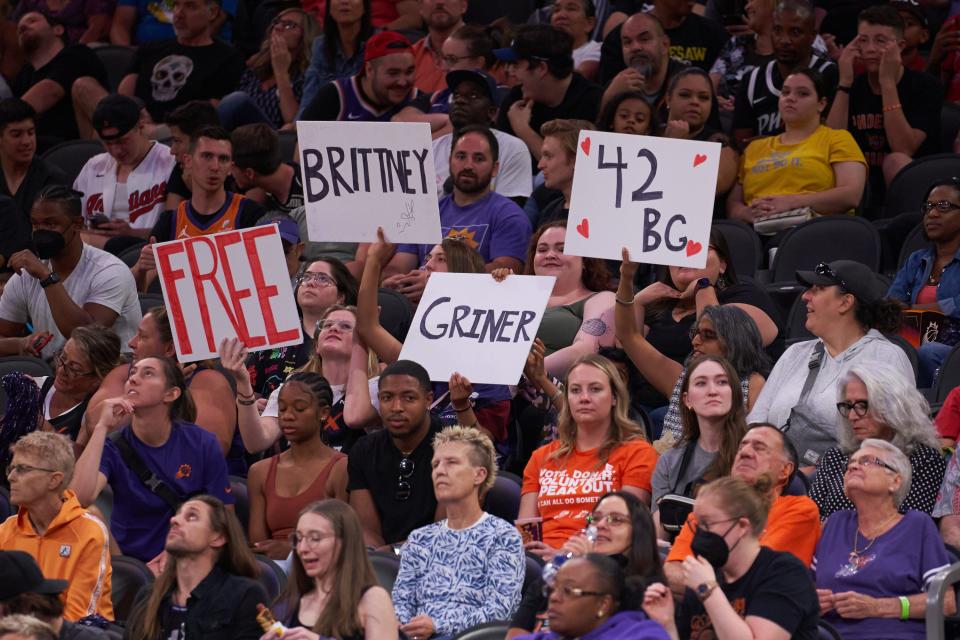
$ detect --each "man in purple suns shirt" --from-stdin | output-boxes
[382,124,532,305]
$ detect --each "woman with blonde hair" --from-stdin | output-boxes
[219,7,319,129]
[271,500,399,639]
[809,363,945,519]
[519,354,658,559]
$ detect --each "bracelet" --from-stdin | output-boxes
[237,389,255,401]
[237,397,256,406]
[550,389,564,405]
[883,102,903,113]
[837,84,851,93]
[615,296,634,306]
[452,403,472,412]
[899,595,910,620]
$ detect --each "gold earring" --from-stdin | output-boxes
[597,610,605,619]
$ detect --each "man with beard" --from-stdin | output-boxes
[0,184,140,360]
[432,69,532,200]
[662,424,821,596]
[10,12,107,152]
[382,125,531,300]
[348,360,443,547]
[412,0,467,93]
[598,12,686,118]
[300,31,430,122]
[72,0,244,138]
[733,0,837,145]
[123,497,265,639]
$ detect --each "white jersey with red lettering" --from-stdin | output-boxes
[74,141,176,230]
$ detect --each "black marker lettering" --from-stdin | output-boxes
[374,149,390,191]
[451,305,472,337]
[597,144,627,208]
[515,310,536,342]
[665,215,687,251]
[497,310,519,343]
[420,296,450,339]
[357,148,373,191]
[412,148,430,193]
[386,150,404,194]
[643,208,662,251]
[467,308,485,338]
[349,148,360,192]
[326,147,353,197]
[302,149,329,202]
[398,150,414,194]
[631,149,664,202]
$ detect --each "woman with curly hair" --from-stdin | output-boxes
[519,354,658,559]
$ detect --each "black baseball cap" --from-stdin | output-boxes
[795,260,886,304]
[890,0,928,27]
[0,551,68,601]
[446,69,498,101]
[92,94,141,141]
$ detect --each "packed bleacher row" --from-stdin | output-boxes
[4,0,960,639]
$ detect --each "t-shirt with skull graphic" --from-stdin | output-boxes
[130,38,245,122]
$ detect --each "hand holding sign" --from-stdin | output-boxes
[566,132,719,268]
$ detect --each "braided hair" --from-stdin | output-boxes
[35,184,83,219]
[0,371,42,471]
[283,371,333,412]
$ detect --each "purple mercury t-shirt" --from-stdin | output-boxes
[812,509,950,639]
[100,421,234,561]
[396,191,532,266]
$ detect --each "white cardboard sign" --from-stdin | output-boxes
[296,121,442,244]
[564,131,720,268]
[153,224,303,363]
[399,273,555,384]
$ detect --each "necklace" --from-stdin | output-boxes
[929,265,945,286]
[848,512,899,566]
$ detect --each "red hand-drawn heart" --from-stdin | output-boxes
[693,153,707,167]
[580,137,591,156]
[576,218,590,238]
[686,240,702,257]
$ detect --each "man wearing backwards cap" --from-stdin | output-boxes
[300,31,430,122]
[73,94,176,250]
[432,69,532,200]
[890,0,930,72]
[746,259,914,464]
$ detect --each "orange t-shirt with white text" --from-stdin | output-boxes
[522,439,658,548]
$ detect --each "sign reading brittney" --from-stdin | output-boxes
[399,272,554,384]
[154,224,303,363]
[564,131,720,268]
[297,121,442,244]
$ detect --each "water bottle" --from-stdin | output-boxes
[541,524,599,592]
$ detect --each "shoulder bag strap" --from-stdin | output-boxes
[798,341,826,402]
[109,431,183,511]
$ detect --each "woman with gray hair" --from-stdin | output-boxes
[808,364,945,519]
[812,438,954,639]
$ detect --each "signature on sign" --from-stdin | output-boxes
[397,200,415,233]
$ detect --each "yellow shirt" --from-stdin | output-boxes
[739,125,866,211]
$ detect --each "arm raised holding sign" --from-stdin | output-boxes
[220,338,281,454]
[357,228,405,365]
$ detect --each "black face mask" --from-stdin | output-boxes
[32,229,66,259]
[690,520,740,570]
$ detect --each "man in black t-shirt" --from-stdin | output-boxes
[11,12,108,152]
[347,360,441,547]
[495,25,603,162]
[733,0,838,145]
[0,98,66,223]
[598,12,689,121]
[162,99,222,211]
[827,4,942,198]
[73,0,244,136]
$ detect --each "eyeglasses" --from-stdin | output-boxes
[6,463,57,477]
[921,201,960,215]
[586,512,631,527]
[298,272,337,288]
[396,457,415,501]
[686,516,740,534]
[54,351,95,379]
[815,262,848,292]
[442,54,475,66]
[845,455,897,474]
[837,400,869,417]
[290,531,335,548]
[548,584,609,600]
[689,326,719,342]
[271,18,302,31]
[317,319,355,333]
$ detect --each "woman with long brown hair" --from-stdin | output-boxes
[126,495,264,640]
[519,354,659,560]
[651,355,747,539]
[272,500,398,639]
[218,7,319,129]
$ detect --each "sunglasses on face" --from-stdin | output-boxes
[396,456,415,501]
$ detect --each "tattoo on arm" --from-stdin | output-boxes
[581,318,608,337]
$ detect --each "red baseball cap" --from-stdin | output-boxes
[363,31,413,65]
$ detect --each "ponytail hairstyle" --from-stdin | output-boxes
[696,475,774,536]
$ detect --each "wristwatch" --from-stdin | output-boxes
[695,277,713,291]
[39,272,60,289]
[696,580,718,602]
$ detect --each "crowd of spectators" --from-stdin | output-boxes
[4,0,960,639]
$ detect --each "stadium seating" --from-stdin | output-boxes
[714,219,763,280]
[40,140,104,185]
[110,555,154,624]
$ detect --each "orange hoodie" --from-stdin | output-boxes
[0,490,113,621]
